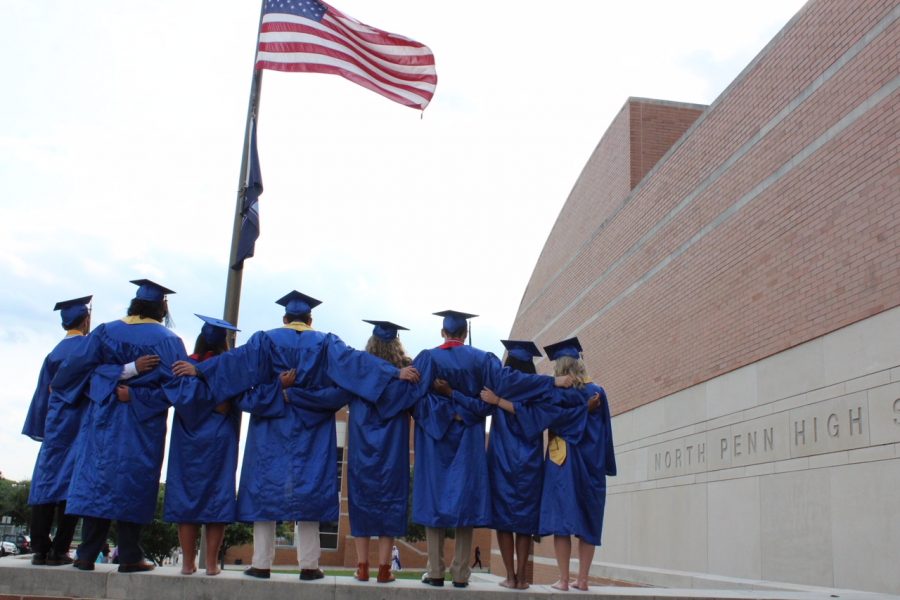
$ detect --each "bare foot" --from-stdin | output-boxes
[499,579,516,588]
[180,566,197,575]
[516,581,530,590]
[572,580,589,591]
[206,567,221,576]
[551,580,569,591]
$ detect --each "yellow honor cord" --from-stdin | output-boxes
[64,330,85,337]
[121,316,161,325]
[283,322,314,333]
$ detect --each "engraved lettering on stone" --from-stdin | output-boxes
[828,413,839,438]
[849,406,862,436]
[675,448,682,468]
[813,416,818,443]
[697,442,705,462]
[764,427,774,451]
[734,434,742,456]
[720,437,728,459]
[794,419,806,446]
[747,430,757,454]
[894,398,900,425]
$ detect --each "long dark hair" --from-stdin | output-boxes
[127,299,167,322]
[192,333,229,356]
[503,355,536,374]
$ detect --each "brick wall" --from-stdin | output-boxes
[510,0,900,416]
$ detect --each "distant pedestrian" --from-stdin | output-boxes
[391,545,402,571]
[471,546,482,569]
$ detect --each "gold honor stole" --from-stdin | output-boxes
[546,379,597,466]
[548,435,567,466]
[121,316,161,325]
[283,322,314,333]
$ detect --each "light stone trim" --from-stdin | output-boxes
[600,309,900,594]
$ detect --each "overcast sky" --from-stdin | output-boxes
[0,0,806,480]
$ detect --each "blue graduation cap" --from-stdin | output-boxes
[363,319,409,341]
[54,295,92,328]
[501,339,541,362]
[195,314,239,346]
[543,337,583,361]
[276,290,322,315]
[130,279,175,302]
[433,310,477,333]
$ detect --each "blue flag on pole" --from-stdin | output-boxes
[232,117,263,269]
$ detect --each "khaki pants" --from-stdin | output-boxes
[425,526,473,583]
[251,521,320,570]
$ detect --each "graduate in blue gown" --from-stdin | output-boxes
[56,280,207,573]
[537,338,616,592]
[173,291,420,582]
[478,340,551,589]
[412,311,574,588]
[164,314,241,576]
[24,296,92,566]
[348,320,421,584]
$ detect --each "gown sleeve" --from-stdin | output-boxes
[483,354,557,403]
[196,332,273,400]
[322,333,398,401]
[22,355,53,441]
[50,328,105,403]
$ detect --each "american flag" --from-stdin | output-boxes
[256,0,437,110]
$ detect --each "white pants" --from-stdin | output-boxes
[250,521,321,570]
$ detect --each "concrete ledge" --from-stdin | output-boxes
[1,558,896,600]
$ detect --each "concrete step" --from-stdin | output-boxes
[0,558,894,600]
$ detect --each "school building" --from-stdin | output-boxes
[504,0,899,594]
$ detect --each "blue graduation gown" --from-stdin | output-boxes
[22,333,87,442]
[163,354,240,524]
[487,388,590,535]
[55,320,206,524]
[26,333,93,506]
[410,345,559,529]
[538,383,617,546]
[347,378,421,537]
[195,327,398,522]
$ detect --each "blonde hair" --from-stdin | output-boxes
[553,356,588,389]
[365,336,412,368]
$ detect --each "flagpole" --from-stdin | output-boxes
[223,0,267,334]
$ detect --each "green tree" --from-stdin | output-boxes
[0,478,32,526]
[220,522,253,566]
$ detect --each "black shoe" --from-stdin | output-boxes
[31,554,47,565]
[118,560,156,573]
[421,575,445,587]
[453,581,469,588]
[244,566,271,579]
[46,553,74,566]
[73,559,95,571]
[300,568,325,581]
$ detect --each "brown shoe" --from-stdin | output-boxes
[299,568,325,581]
[118,560,156,573]
[354,562,369,581]
[46,552,74,566]
[73,559,95,571]
[243,566,271,579]
[377,564,395,583]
